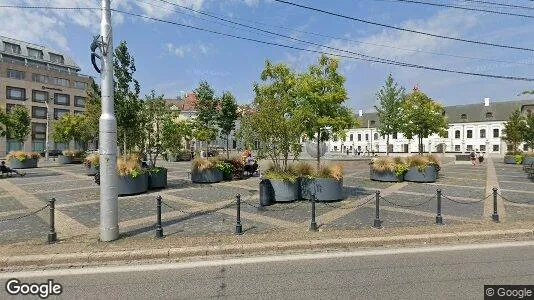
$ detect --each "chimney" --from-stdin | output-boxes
[484,98,490,107]
[358,109,363,117]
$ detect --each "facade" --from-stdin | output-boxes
[0,36,92,156]
[329,98,534,156]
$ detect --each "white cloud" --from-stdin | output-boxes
[165,42,211,58]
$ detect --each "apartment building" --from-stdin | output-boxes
[0,36,93,156]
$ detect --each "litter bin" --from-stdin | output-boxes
[259,179,274,206]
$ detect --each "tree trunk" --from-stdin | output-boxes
[226,134,229,160]
[123,132,127,159]
[316,131,321,170]
[386,135,390,156]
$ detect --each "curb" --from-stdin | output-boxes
[2,228,533,269]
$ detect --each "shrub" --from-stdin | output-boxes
[316,164,343,180]
[216,161,232,176]
[515,154,524,165]
[6,151,39,162]
[117,155,144,178]
[62,150,83,158]
[84,153,99,167]
[264,163,298,182]
[406,155,431,171]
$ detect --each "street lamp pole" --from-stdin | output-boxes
[99,0,119,242]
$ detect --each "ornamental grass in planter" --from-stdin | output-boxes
[191,157,223,183]
[300,164,344,202]
[369,156,408,182]
[224,156,245,180]
[6,151,40,169]
[504,151,522,164]
[83,153,99,176]
[117,155,148,196]
[263,164,299,202]
[404,155,438,183]
[58,150,83,164]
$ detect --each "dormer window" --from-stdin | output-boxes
[27,47,43,60]
[485,112,493,119]
[49,53,64,64]
[3,42,21,54]
[460,114,467,120]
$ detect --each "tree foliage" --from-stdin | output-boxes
[524,112,534,151]
[193,81,219,149]
[400,90,448,154]
[162,119,193,155]
[217,91,239,159]
[6,105,31,144]
[83,81,101,143]
[502,109,525,153]
[375,74,405,155]
[51,114,88,148]
[142,90,174,166]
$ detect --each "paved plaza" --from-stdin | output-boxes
[0,156,533,245]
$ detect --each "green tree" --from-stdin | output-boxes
[524,112,534,151]
[194,81,219,152]
[6,105,31,148]
[51,114,88,148]
[82,81,101,144]
[239,61,302,171]
[375,74,405,155]
[296,55,356,168]
[142,90,173,166]
[502,109,525,153]
[113,41,143,155]
[400,90,448,154]
[217,91,239,159]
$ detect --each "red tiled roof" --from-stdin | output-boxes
[165,92,198,111]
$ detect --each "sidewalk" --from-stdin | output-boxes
[1,220,533,270]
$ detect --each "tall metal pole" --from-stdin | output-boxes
[99,0,119,242]
[44,100,49,161]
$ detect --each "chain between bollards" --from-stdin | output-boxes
[309,194,318,231]
[48,198,57,244]
[373,191,382,228]
[235,194,243,235]
[436,189,443,225]
[156,195,163,238]
[492,187,499,222]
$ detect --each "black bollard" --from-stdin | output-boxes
[309,194,318,231]
[156,195,163,238]
[436,189,443,225]
[235,194,243,235]
[48,198,57,244]
[492,188,499,222]
[373,191,382,228]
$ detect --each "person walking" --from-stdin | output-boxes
[470,150,477,166]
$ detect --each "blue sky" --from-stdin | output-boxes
[2,0,534,112]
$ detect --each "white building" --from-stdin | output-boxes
[329,98,534,156]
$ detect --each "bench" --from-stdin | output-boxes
[523,162,533,172]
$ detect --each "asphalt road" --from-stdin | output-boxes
[2,241,534,300]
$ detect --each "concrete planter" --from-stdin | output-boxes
[118,173,148,196]
[57,155,75,164]
[9,158,38,169]
[369,168,404,182]
[148,168,168,189]
[301,178,344,201]
[259,179,274,206]
[86,164,98,176]
[522,156,534,165]
[404,166,438,183]
[191,168,223,183]
[504,155,517,164]
[269,179,299,202]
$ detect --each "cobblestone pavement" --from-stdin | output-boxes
[0,157,533,245]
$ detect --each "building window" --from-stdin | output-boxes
[27,48,44,60]
[53,108,69,120]
[493,145,499,152]
[333,146,338,151]
[55,143,68,151]
[74,81,87,90]
[455,130,460,139]
[370,120,376,126]
[480,145,486,152]
[374,133,379,140]
[460,114,467,120]
[3,42,21,54]
[392,132,397,139]
[349,145,353,150]
[466,130,473,138]
[466,145,473,151]
[485,112,493,119]
[493,128,499,138]
[349,134,353,142]
[52,77,69,87]
[49,53,64,64]
[7,139,22,153]
[32,73,48,84]
[232,140,237,149]
[32,90,48,103]
[54,93,70,106]
[455,145,460,152]
[357,134,361,141]
[480,129,486,139]
[6,69,25,80]
[6,87,26,101]
[74,96,85,108]
[365,134,369,141]
[31,123,46,140]
[32,140,45,152]
[31,106,47,119]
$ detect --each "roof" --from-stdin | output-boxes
[165,93,198,111]
[0,35,80,70]
[357,99,534,128]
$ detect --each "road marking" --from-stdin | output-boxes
[3,240,534,278]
